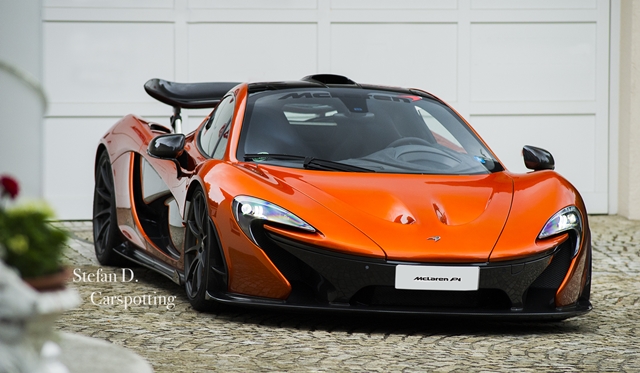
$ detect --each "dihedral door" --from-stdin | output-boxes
[135,154,187,261]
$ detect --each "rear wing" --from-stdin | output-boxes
[144,78,240,133]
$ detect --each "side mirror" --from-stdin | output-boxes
[522,145,554,171]
[148,134,185,159]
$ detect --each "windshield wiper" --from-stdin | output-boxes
[243,153,375,172]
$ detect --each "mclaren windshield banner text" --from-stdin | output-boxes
[278,92,421,103]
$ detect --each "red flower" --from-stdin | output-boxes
[0,175,19,200]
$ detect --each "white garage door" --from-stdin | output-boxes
[42,0,611,218]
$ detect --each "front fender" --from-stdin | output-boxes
[490,170,585,262]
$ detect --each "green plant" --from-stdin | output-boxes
[0,175,67,278]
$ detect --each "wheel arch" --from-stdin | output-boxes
[184,177,226,250]
[95,143,108,173]
[184,177,203,213]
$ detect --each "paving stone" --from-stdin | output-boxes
[53,216,640,372]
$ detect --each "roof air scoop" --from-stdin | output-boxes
[301,74,357,86]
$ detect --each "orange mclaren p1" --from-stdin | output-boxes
[93,74,591,319]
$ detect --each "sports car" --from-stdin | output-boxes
[93,74,591,319]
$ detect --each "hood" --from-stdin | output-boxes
[268,168,514,263]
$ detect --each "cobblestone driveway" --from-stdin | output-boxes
[53,215,640,372]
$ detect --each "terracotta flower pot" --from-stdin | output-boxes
[23,267,72,291]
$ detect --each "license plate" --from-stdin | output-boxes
[395,265,479,291]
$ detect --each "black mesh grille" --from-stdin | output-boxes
[258,229,335,302]
[529,238,573,289]
[523,237,575,310]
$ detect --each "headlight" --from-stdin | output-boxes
[538,206,582,256]
[232,196,315,245]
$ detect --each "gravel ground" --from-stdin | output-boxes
[53,215,640,372]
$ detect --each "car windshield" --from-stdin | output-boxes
[237,87,503,174]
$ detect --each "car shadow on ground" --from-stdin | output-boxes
[212,307,587,337]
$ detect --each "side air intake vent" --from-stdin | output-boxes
[301,74,357,85]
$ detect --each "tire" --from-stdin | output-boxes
[92,151,126,266]
[184,187,224,311]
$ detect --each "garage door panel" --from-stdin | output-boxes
[43,117,124,220]
[331,0,456,10]
[470,22,597,102]
[471,114,596,192]
[44,0,173,8]
[189,0,317,9]
[471,0,597,10]
[41,1,612,218]
[43,22,174,104]
[330,23,458,101]
[188,23,317,82]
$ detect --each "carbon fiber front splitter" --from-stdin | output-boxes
[205,290,591,320]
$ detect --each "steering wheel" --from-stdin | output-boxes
[386,137,433,148]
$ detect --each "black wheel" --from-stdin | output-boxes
[92,151,126,266]
[184,187,226,311]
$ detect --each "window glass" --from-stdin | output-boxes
[238,88,502,175]
[199,95,235,158]
[415,107,465,153]
[282,104,338,126]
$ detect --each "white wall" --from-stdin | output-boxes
[38,0,612,219]
[618,0,640,219]
[0,0,44,201]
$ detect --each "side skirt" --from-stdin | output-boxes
[113,242,183,285]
